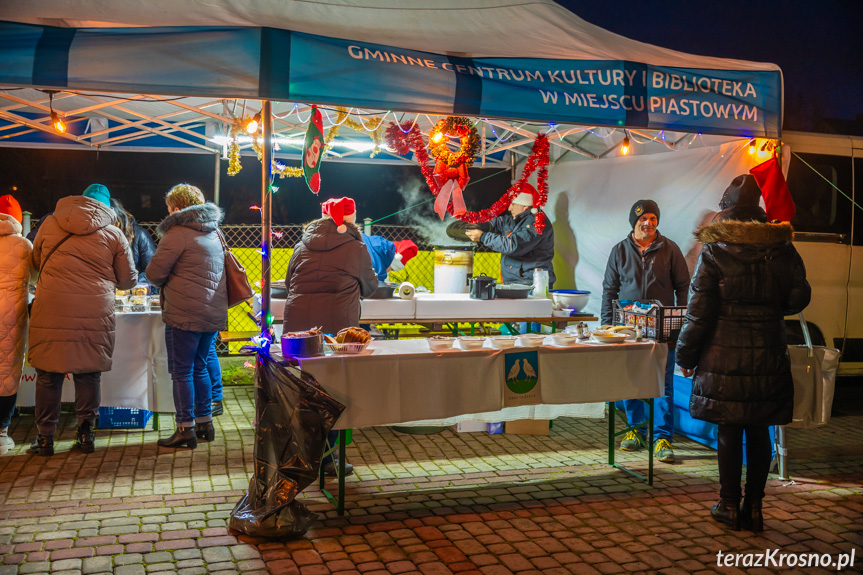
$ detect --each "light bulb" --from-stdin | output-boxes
[620,136,630,156]
[432,132,444,143]
[245,112,261,134]
[51,111,66,133]
[748,139,756,155]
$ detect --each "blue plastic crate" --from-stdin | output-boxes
[98,407,153,429]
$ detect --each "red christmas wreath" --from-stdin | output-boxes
[384,123,550,233]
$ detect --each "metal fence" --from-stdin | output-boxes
[140,223,501,353]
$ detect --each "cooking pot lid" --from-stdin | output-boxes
[445,220,490,243]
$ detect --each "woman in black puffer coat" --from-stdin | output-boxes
[676,174,810,533]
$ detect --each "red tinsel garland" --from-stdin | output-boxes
[385,123,551,233]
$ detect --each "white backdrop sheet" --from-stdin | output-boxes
[545,139,780,318]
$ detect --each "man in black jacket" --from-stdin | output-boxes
[601,199,690,463]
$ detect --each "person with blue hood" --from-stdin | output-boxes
[361,234,418,283]
[28,184,138,456]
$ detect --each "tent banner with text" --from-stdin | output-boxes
[0,22,781,137]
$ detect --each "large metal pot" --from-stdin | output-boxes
[433,246,473,294]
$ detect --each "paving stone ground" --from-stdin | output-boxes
[1,385,861,575]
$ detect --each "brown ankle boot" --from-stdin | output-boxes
[711,498,741,530]
[740,498,763,532]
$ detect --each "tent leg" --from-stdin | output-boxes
[260,101,273,338]
[214,151,221,206]
[776,425,789,481]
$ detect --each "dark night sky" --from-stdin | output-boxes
[557,1,863,127]
[5,1,861,224]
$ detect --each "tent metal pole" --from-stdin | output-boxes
[260,101,273,339]
[213,152,221,206]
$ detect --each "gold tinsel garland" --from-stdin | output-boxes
[227,108,387,178]
[227,119,243,176]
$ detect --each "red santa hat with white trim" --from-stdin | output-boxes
[389,239,418,271]
[511,182,540,214]
[321,197,356,233]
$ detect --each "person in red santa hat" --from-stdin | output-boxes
[464,183,556,287]
[283,196,378,476]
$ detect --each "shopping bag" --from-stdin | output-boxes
[786,314,840,429]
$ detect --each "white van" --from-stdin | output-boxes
[782,131,863,376]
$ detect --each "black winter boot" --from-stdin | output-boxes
[195,422,215,442]
[711,498,741,530]
[74,421,95,454]
[210,401,224,416]
[740,498,764,532]
[157,427,197,449]
[28,434,54,456]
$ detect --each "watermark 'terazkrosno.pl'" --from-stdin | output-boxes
[717,548,856,571]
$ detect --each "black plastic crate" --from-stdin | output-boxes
[613,300,687,343]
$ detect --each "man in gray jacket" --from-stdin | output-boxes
[601,199,690,463]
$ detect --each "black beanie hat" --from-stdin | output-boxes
[629,199,660,228]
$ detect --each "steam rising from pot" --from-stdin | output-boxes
[394,177,461,247]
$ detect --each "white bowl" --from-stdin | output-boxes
[550,290,590,311]
[489,335,517,349]
[427,337,455,351]
[548,332,578,346]
[517,333,545,347]
[458,336,487,350]
[591,332,628,344]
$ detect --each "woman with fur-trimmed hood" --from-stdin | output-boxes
[146,184,227,450]
[676,174,810,534]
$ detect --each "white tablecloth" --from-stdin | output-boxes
[18,311,174,412]
[277,338,666,429]
[259,293,554,324]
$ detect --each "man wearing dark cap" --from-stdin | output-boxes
[601,199,690,463]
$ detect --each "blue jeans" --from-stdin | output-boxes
[0,393,17,429]
[207,337,222,403]
[618,348,676,442]
[165,326,216,426]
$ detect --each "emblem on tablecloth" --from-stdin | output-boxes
[503,350,540,407]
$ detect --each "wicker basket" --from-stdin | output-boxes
[325,341,371,354]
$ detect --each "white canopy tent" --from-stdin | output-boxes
[0,0,785,330]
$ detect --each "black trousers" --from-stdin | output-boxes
[34,370,101,436]
[717,424,772,500]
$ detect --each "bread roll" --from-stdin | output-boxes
[336,327,371,344]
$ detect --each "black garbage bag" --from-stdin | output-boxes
[230,350,345,539]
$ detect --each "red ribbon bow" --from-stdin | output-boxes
[432,161,470,219]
